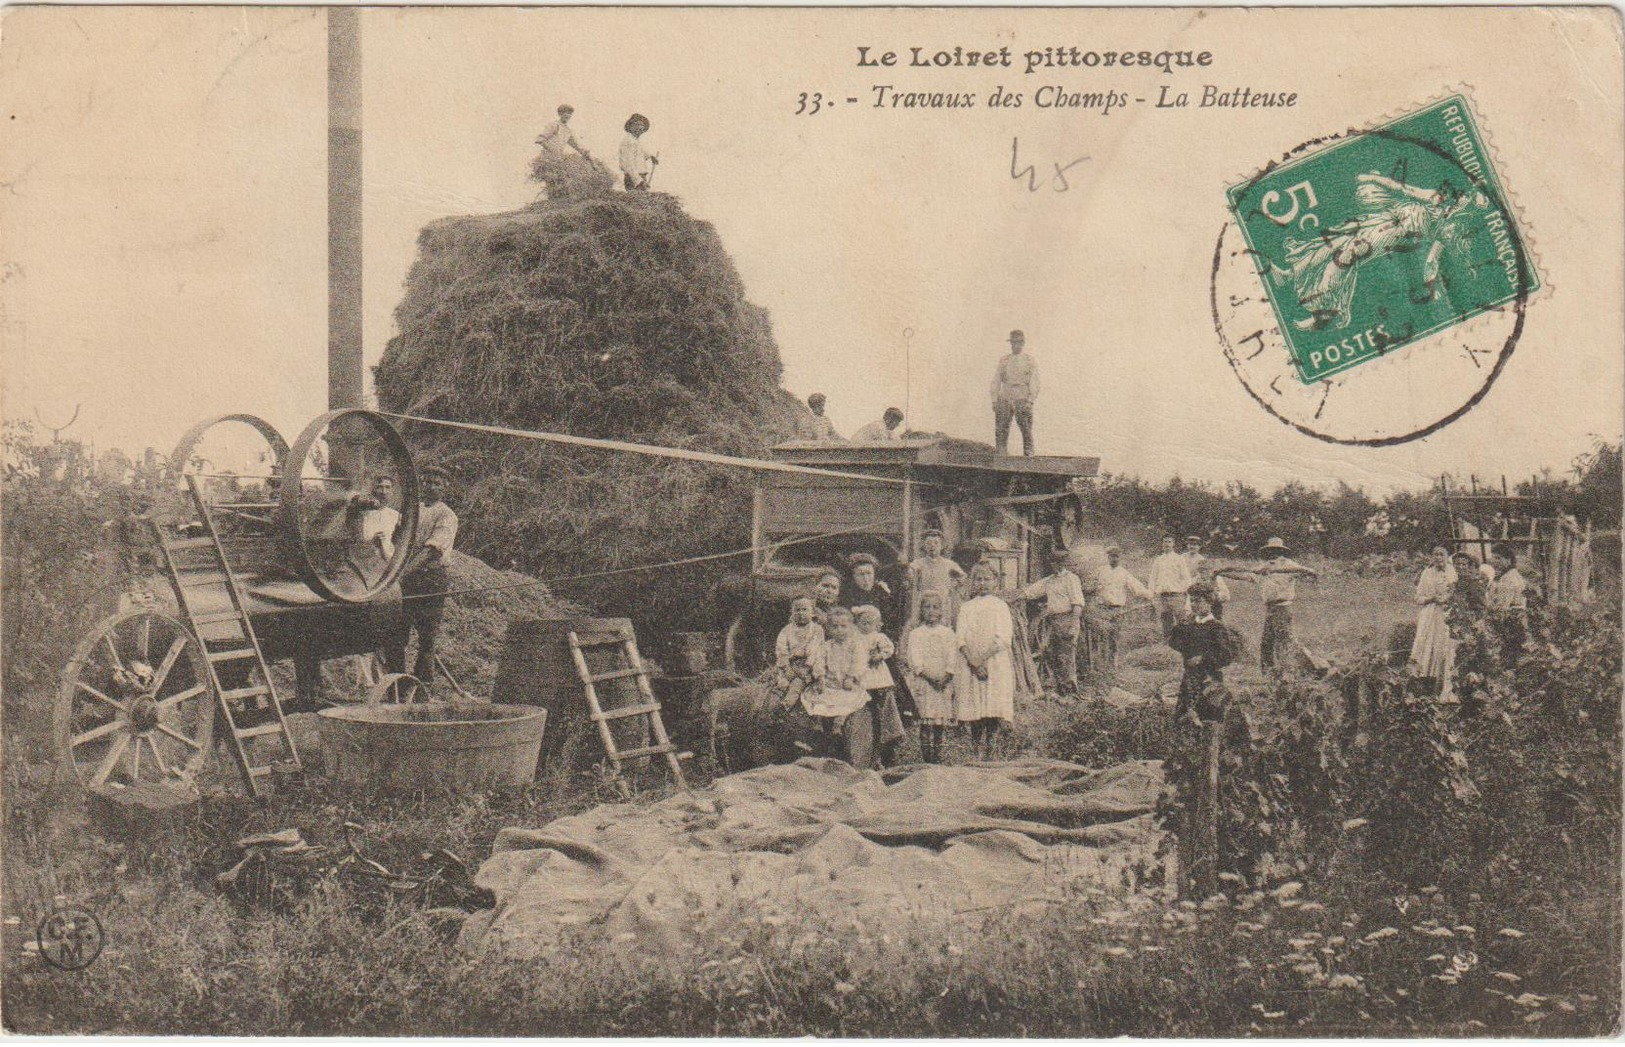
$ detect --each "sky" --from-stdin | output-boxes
[3,6,1621,494]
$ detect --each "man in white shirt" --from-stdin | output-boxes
[991,329,1040,456]
[795,392,843,442]
[1220,537,1318,674]
[358,475,401,564]
[535,104,590,160]
[1182,535,1206,576]
[619,113,657,190]
[388,465,460,684]
[1088,544,1152,672]
[1146,535,1194,637]
[1023,547,1086,697]
[852,407,904,442]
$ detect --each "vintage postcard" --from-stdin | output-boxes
[2,5,1620,1036]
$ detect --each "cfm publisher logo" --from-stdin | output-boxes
[35,907,105,971]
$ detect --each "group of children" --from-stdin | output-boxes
[770,531,1016,765]
[772,590,964,764]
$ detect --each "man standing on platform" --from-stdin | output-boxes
[796,392,843,441]
[991,329,1039,456]
[388,465,459,686]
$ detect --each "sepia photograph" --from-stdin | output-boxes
[1,5,1620,1035]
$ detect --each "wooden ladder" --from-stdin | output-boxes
[151,477,302,798]
[565,622,689,790]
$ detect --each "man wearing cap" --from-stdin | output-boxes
[387,465,459,685]
[1022,547,1086,697]
[1088,544,1152,672]
[796,392,843,442]
[1219,537,1318,674]
[536,104,590,160]
[619,113,657,190]
[991,329,1039,456]
[853,407,905,442]
[909,528,965,624]
[1147,535,1194,638]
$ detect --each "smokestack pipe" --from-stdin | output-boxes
[327,8,363,410]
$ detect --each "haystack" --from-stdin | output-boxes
[376,188,799,630]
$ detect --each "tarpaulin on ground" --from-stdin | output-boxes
[460,757,1162,959]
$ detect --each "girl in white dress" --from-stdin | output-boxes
[955,562,1016,760]
[1409,545,1458,702]
[906,591,958,764]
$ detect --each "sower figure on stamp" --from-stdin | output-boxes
[1268,173,1492,332]
[386,464,458,686]
[1219,536,1318,676]
[991,329,1039,456]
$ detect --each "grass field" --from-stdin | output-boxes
[3,554,1618,1035]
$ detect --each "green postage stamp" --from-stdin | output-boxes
[1227,95,1538,384]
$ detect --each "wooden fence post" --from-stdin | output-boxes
[1179,721,1223,900]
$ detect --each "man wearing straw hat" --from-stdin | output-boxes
[386,464,459,685]
[1219,536,1319,674]
[619,113,658,190]
[991,329,1039,456]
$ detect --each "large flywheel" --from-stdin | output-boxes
[280,409,419,603]
[56,609,217,789]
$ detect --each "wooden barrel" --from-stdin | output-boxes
[492,618,650,774]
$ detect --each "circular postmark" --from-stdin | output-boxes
[35,906,105,971]
[1212,101,1537,446]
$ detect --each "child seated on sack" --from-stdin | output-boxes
[773,595,826,710]
[801,607,870,752]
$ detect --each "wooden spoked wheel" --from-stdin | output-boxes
[56,609,217,789]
